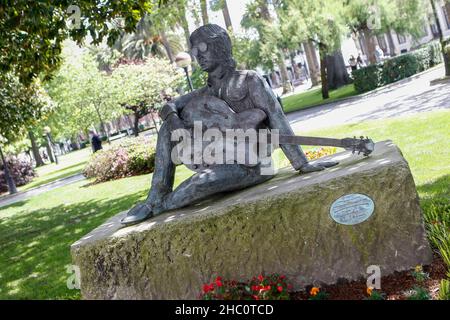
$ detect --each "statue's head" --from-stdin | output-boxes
[190,24,236,72]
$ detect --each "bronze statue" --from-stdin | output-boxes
[121,24,373,226]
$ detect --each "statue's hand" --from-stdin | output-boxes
[299,161,339,173]
[120,202,153,226]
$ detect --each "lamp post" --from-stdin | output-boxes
[0,135,17,194]
[43,126,58,165]
[175,52,194,92]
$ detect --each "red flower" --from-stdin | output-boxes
[216,280,223,287]
[277,286,283,293]
[252,295,260,300]
[203,284,210,293]
[258,274,264,282]
[216,276,222,282]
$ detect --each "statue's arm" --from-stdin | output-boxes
[159,88,207,121]
[247,71,308,170]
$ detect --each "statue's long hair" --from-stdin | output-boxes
[190,24,236,70]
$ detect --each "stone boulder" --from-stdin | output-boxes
[71,140,432,299]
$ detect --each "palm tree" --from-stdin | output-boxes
[121,15,183,62]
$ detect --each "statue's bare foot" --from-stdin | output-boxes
[299,161,339,173]
[120,202,153,226]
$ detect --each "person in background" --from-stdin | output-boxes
[356,53,365,68]
[374,45,384,64]
[89,130,103,153]
[349,55,358,71]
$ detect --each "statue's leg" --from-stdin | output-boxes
[121,118,183,226]
[145,121,176,206]
[152,164,273,214]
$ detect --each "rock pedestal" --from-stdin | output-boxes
[71,140,432,299]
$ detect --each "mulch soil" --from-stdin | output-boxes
[292,252,447,300]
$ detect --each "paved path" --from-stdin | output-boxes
[0,173,85,208]
[287,66,450,132]
[1,66,448,209]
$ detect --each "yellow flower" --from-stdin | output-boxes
[366,287,373,296]
[415,265,423,273]
[310,287,320,296]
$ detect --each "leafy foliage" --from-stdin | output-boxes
[353,42,442,93]
[0,74,54,143]
[83,137,156,183]
[110,57,183,111]
[0,0,155,84]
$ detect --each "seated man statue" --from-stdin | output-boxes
[121,24,337,226]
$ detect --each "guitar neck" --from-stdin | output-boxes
[277,135,353,149]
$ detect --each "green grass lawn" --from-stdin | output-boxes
[18,148,92,192]
[281,83,357,113]
[0,110,448,299]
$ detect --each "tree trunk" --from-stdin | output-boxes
[303,41,320,86]
[46,140,55,163]
[0,145,17,194]
[222,0,233,31]
[93,105,109,143]
[362,28,377,65]
[177,3,191,49]
[430,0,450,77]
[326,50,351,90]
[28,130,44,167]
[134,113,140,137]
[160,29,174,63]
[319,44,329,99]
[290,51,301,80]
[149,111,159,135]
[200,0,209,25]
[386,29,396,57]
[277,50,292,94]
[126,114,134,135]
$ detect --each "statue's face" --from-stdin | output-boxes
[191,40,220,72]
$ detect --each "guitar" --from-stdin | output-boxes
[276,135,375,156]
[179,95,375,170]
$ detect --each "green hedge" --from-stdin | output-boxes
[353,42,443,93]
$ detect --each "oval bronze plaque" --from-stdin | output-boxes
[330,194,374,225]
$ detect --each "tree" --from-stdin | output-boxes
[110,58,184,136]
[429,0,450,76]
[211,0,233,31]
[242,0,293,94]
[344,0,427,65]
[280,0,348,98]
[46,46,124,142]
[0,0,156,85]
[0,74,54,143]
[120,15,183,62]
[200,0,209,25]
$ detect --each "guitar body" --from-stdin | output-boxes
[179,95,266,172]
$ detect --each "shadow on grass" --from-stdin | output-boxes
[0,190,146,299]
[0,200,29,212]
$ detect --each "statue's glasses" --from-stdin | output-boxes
[190,42,208,58]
